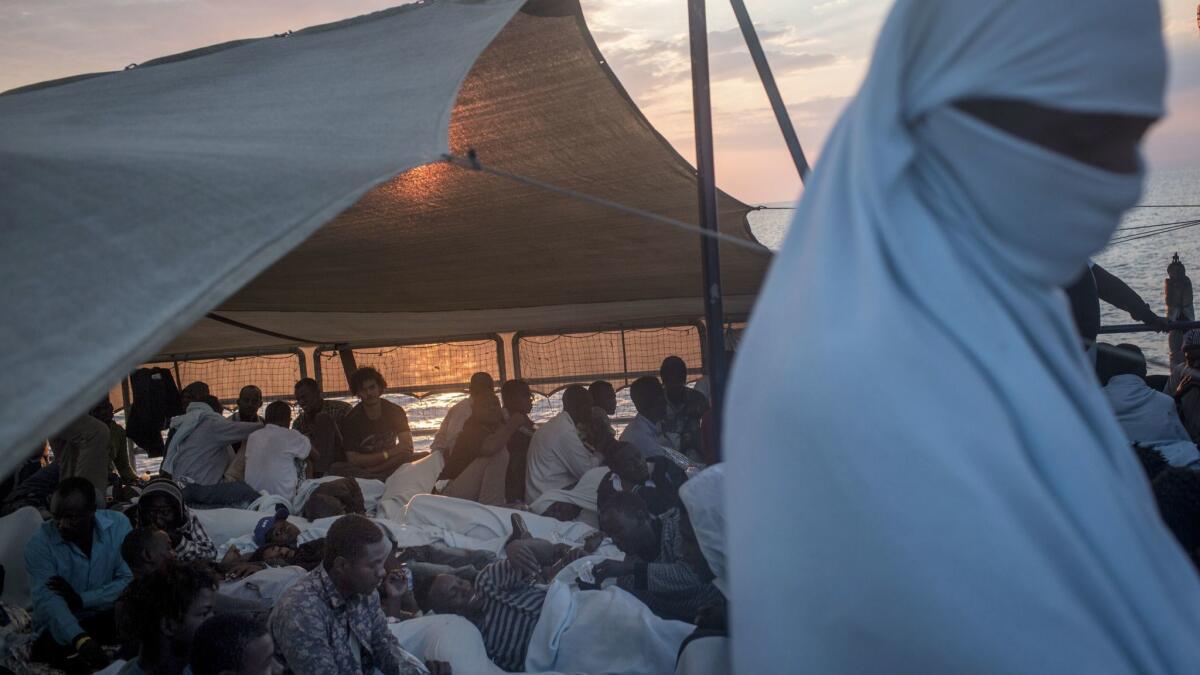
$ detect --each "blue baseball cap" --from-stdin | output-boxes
[253,505,290,547]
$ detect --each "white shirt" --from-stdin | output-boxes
[619,414,667,459]
[431,398,473,454]
[244,424,312,499]
[525,410,599,503]
[1103,374,1191,444]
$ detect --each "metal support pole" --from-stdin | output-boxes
[729,0,810,182]
[688,0,728,454]
[338,346,359,382]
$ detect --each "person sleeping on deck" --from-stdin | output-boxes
[593,492,722,623]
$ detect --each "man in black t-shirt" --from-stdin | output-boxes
[334,367,414,480]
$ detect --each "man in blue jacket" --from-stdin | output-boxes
[26,476,132,671]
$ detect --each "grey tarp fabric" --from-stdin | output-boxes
[0,0,768,476]
[0,0,527,471]
[160,2,765,356]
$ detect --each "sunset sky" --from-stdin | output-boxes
[1,0,1197,204]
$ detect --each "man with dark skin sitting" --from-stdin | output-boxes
[224,385,264,481]
[526,385,601,503]
[292,378,352,477]
[270,514,449,675]
[588,380,617,438]
[598,441,688,516]
[658,356,709,461]
[25,477,133,671]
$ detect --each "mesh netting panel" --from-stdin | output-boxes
[516,325,704,395]
[318,339,503,397]
[145,354,305,405]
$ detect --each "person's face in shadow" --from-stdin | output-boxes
[954,98,1154,174]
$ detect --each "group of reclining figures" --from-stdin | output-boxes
[0,355,727,674]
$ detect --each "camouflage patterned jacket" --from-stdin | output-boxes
[269,565,427,675]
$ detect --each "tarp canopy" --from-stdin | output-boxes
[0,0,768,474]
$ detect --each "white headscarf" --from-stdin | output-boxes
[726,1,1200,672]
[679,464,726,595]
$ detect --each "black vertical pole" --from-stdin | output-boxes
[729,0,810,181]
[688,0,728,455]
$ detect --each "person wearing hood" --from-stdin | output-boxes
[724,0,1200,671]
[137,477,217,562]
[162,382,262,507]
[1103,343,1191,444]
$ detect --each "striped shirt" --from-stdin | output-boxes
[622,508,724,622]
[474,560,546,672]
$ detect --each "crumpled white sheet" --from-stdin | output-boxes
[525,556,693,674]
[379,452,447,521]
[403,494,598,554]
[291,476,386,515]
[0,506,44,609]
[389,614,566,675]
[527,465,609,529]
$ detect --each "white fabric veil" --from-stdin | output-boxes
[726,0,1200,672]
[679,464,726,595]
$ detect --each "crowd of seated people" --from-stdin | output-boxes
[6,356,739,674]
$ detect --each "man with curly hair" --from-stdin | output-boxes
[115,559,218,675]
[335,367,415,480]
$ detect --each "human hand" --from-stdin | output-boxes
[583,531,606,553]
[504,541,540,578]
[562,547,589,564]
[381,565,411,599]
[48,576,82,612]
[425,660,453,675]
[224,562,266,580]
[221,547,244,564]
[592,559,636,582]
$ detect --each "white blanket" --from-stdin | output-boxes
[292,476,386,515]
[525,557,692,674]
[379,452,446,522]
[403,494,596,554]
[528,465,609,528]
[390,615,565,675]
[0,506,44,608]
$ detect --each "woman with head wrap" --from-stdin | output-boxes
[726,0,1200,672]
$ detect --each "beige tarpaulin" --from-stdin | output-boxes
[0,0,768,475]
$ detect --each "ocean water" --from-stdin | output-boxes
[746,167,1200,372]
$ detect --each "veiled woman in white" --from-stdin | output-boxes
[726,0,1200,672]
